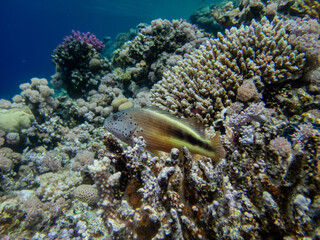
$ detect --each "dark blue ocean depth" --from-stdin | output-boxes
[0,0,208,100]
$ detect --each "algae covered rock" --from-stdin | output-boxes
[0,108,35,132]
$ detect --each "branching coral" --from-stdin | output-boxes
[151,17,305,125]
[212,0,266,29]
[89,119,320,239]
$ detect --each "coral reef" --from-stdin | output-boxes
[151,17,306,125]
[1,6,320,238]
[52,31,111,98]
[189,5,224,33]
[111,19,208,94]
[74,184,99,205]
[210,0,320,29]
[36,169,83,201]
[88,123,320,239]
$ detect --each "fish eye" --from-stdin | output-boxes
[112,115,118,121]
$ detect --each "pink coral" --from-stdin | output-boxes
[236,79,262,102]
[60,30,105,52]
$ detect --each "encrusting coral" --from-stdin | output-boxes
[36,169,83,202]
[151,17,306,125]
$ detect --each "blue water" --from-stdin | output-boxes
[0,0,207,100]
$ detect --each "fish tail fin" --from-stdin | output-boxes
[210,132,226,162]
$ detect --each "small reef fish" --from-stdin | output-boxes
[104,108,226,162]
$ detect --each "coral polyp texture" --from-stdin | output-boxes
[151,17,306,125]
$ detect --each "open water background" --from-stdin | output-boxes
[0,0,209,99]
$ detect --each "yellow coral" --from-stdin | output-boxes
[0,107,34,132]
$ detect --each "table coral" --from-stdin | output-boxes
[151,17,305,125]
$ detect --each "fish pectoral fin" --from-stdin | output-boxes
[193,154,205,161]
[210,132,226,162]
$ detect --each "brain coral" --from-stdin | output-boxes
[151,17,305,125]
[74,184,99,205]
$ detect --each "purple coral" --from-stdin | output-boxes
[227,102,272,130]
[291,122,316,145]
[61,30,105,52]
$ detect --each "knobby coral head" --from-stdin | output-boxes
[59,30,105,52]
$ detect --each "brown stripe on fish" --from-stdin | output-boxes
[168,124,216,152]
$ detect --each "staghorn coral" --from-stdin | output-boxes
[89,135,220,239]
[212,0,266,29]
[151,17,305,125]
[277,0,320,20]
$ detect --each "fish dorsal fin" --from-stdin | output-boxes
[145,106,206,137]
[179,117,206,137]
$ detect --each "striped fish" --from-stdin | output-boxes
[104,107,225,162]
